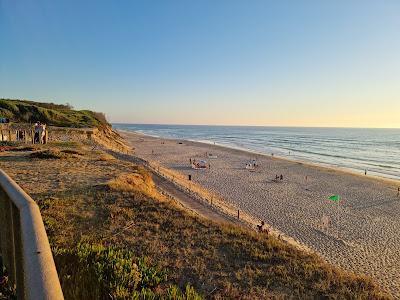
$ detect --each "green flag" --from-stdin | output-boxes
[328,195,340,202]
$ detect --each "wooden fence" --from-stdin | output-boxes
[0,129,48,144]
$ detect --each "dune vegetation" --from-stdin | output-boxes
[0,98,108,128]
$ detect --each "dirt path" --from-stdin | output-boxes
[151,171,244,225]
[110,151,246,227]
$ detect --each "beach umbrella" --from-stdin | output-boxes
[328,194,340,202]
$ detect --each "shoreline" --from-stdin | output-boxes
[119,129,400,187]
[119,129,400,297]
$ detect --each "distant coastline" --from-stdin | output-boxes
[114,124,400,182]
[117,128,400,187]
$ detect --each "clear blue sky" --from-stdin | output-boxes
[1,1,399,127]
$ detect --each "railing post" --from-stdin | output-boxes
[12,204,25,300]
[1,196,17,285]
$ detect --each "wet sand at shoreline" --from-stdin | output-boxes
[120,130,400,297]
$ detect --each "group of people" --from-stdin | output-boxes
[274,174,284,181]
[190,158,210,169]
[245,159,259,170]
[34,121,46,144]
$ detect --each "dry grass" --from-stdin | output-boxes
[13,145,37,151]
[60,149,84,156]
[30,149,64,159]
[0,144,391,299]
[106,167,158,198]
[38,175,390,299]
[98,153,116,161]
[29,148,85,159]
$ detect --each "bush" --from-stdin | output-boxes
[0,257,16,300]
[60,149,84,155]
[30,149,83,159]
[13,146,36,151]
[53,243,202,300]
[30,150,63,159]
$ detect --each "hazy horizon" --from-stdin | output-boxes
[1,1,399,128]
[112,121,400,130]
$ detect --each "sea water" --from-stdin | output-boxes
[113,124,400,180]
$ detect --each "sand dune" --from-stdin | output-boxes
[120,130,400,297]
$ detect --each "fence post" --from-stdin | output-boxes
[0,194,17,285]
[44,130,48,144]
[12,204,25,299]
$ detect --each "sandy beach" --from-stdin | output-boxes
[120,130,400,297]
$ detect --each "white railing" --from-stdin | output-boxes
[0,169,64,300]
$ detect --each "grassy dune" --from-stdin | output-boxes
[0,98,108,127]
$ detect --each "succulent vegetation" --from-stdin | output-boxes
[53,243,201,300]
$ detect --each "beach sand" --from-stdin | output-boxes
[120,130,400,297]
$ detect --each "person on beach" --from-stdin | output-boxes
[38,123,44,144]
[365,169,367,175]
[398,187,400,197]
[190,158,192,164]
[257,221,268,234]
[280,174,283,180]
[40,123,46,144]
[34,122,41,144]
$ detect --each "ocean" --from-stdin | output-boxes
[113,124,400,181]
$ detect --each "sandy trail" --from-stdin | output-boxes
[120,130,400,298]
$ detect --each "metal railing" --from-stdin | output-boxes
[0,169,64,300]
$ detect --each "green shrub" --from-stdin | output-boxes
[60,149,84,155]
[53,243,202,300]
[0,257,16,300]
[30,149,82,159]
[0,141,17,147]
[30,150,63,159]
